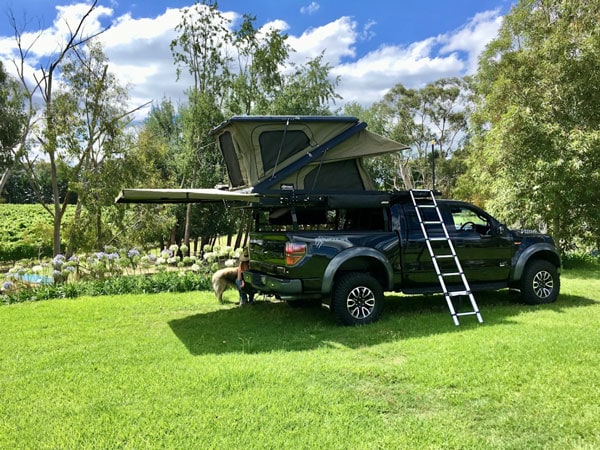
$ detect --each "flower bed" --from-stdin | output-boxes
[1,244,242,304]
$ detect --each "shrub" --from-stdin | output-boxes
[562,251,600,269]
[1,271,211,305]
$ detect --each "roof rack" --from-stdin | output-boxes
[255,189,443,209]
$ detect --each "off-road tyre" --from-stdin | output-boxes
[520,259,560,305]
[332,272,384,326]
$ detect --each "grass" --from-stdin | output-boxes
[1,266,599,449]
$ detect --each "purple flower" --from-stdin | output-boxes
[107,252,120,261]
[2,281,14,290]
[127,249,140,258]
[53,254,66,267]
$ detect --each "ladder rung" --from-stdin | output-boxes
[423,220,443,225]
[447,290,471,297]
[456,311,480,317]
[442,272,462,277]
[416,204,436,208]
[433,254,454,259]
[428,237,448,242]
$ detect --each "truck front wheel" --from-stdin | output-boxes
[520,259,560,305]
[332,273,384,326]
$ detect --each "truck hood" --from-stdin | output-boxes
[510,228,556,244]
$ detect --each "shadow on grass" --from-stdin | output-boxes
[169,291,596,355]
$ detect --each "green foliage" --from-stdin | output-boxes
[562,251,600,270]
[0,204,74,261]
[226,14,290,115]
[0,60,26,167]
[458,0,600,250]
[3,162,74,204]
[347,78,473,194]
[170,0,232,95]
[265,52,341,115]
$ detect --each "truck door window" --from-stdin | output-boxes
[449,206,491,235]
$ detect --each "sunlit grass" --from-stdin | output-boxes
[1,266,599,449]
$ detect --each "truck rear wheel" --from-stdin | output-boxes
[332,272,384,326]
[520,259,560,305]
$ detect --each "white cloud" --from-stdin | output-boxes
[300,2,320,15]
[331,40,465,106]
[97,8,185,114]
[439,10,503,73]
[0,3,503,117]
[328,10,503,106]
[287,16,357,66]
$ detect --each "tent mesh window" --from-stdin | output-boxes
[305,160,364,190]
[219,131,245,187]
[259,131,310,171]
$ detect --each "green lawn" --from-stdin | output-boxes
[1,267,599,449]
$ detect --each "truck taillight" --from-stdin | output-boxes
[285,242,306,266]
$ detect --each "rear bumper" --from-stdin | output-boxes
[245,270,303,297]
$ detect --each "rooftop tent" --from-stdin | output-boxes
[210,115,409,192]
[115,116,410,205]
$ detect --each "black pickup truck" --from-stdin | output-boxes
[245,190,561,325]
[115,116,562,326]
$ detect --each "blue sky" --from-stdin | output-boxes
[0,0,511,117]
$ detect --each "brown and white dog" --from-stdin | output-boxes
[211,267,238,303]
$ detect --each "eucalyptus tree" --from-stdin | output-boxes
[108,101,183,251]
[226,14,290,115]
[266,52,341,115]
[359,78,473,193]
[170,0,231,249]
[459,0,600,250]
[7,0,108,255]
[57,41,144,254]
[169,2,344,248]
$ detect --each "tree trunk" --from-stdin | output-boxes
[49,148,63,256]
[0,168,12,197]
[65,201,83,258]
[552,215,562,254]
[234,214,246,249]
[169,225,177,246]
[184,203,192,248]
[95,209,103,250]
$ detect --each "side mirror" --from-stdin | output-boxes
[497,224,506,235]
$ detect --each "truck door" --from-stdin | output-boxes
[400,202,513,290]
[443,203,513,284]
[400,203,447,288]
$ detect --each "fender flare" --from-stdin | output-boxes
[511,243,561,282]
[321,247,394,297]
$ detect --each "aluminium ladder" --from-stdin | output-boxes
[409,189,483,326]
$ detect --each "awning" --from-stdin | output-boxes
[115,188,260,204]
